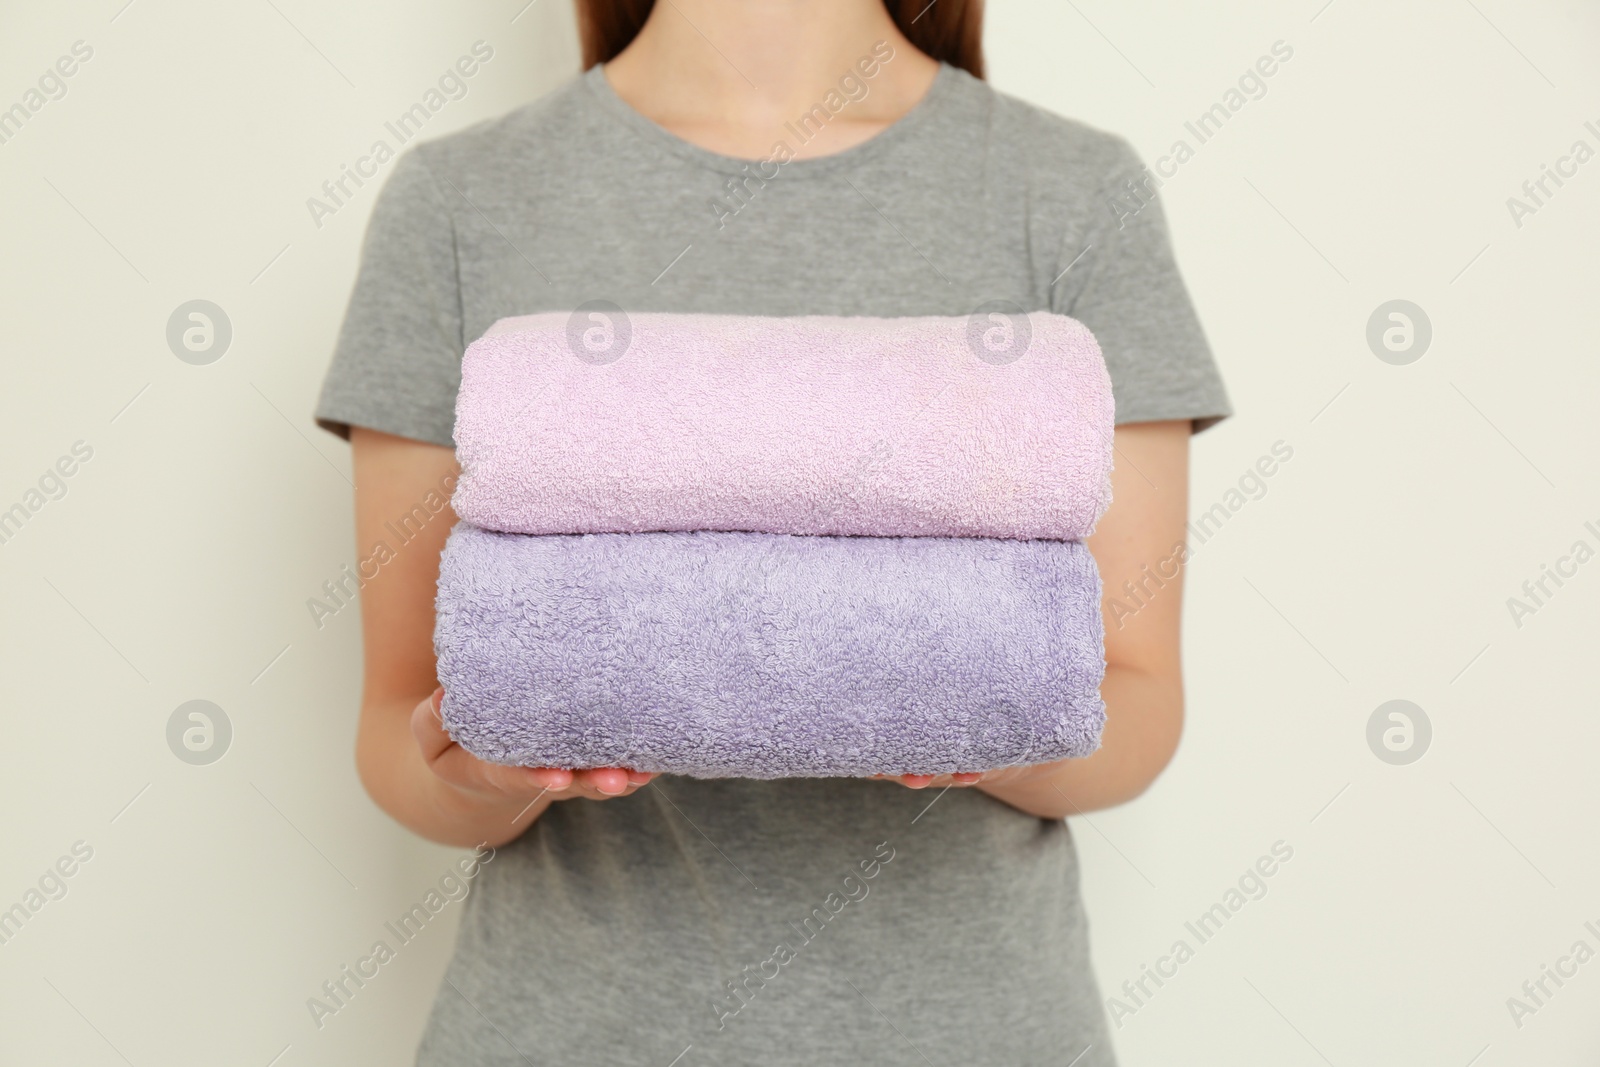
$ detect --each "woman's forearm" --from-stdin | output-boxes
[355,693,553,848]
[974,664,1183,819]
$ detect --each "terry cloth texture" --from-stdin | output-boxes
[435,523,1107,778]
[315,58,1232,1067]
[453,311,1115,540]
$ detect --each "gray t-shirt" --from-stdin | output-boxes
[317,62,1229,1067]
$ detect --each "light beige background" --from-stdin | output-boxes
[1,1,1596,1064]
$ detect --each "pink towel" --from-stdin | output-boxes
[452,311,1114,540]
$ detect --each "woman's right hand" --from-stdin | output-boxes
[349,430,650,845]
[411,688,654,807]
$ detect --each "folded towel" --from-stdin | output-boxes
[451,311,1114,541]
[435,522,1107,779]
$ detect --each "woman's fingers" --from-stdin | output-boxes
[872,771,988,789]
[584,767,631,796]
[526,767,653,800]
[526,767,574,792]
[578,768,654,797]
[411,688,649,803]
[430,751,648,803]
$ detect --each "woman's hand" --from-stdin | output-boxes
[872,763,1082,815]
[413,688,653,809]
[872,766,1046,791]
[879,422,1195,820]
[349,429,658,846]
[872,771,988,790]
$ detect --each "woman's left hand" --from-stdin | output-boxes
[872,771,989,790]
[871,765,1041,791]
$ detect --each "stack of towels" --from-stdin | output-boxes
[434,311,1116,780]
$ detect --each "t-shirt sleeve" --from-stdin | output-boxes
[314,146,464,448]
[1054,136,1231,432]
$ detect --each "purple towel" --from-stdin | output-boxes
[435,523,1107,779]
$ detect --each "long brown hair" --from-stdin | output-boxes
[574,0,985,79]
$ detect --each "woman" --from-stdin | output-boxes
[315,1,1229,1062]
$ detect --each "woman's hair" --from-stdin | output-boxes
[574,0,985,79]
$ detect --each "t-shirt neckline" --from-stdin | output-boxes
[582,60,956,178]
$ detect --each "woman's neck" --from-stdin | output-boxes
[601,0,942,160]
